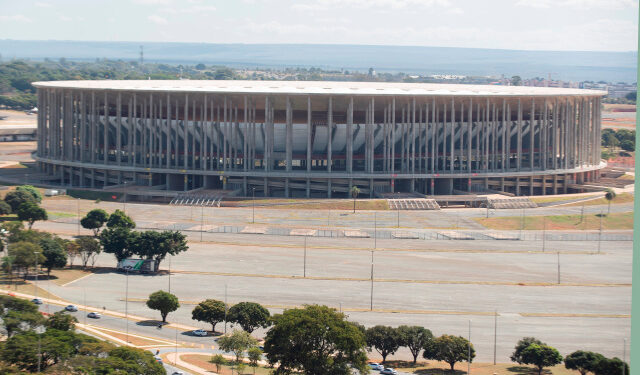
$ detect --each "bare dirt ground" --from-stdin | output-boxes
[601,104,636,130]
[0,109,37,127]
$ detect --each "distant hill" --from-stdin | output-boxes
[0,40,636,83]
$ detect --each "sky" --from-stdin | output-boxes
[0,0,638,52]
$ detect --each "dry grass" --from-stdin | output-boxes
[562,192,633,207]
[48,267,95,286]
[381,360,581,375]
[0,275,58,299]
[475,211,633,230]
[528,195,597,204]
[181,354,271,375]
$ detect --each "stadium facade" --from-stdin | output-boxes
[33,80,606,198]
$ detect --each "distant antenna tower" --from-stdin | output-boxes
[139,45,144,66]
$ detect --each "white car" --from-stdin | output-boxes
[31,298,43,305]
[87,312,101,319]
[192,329,208,336]
[380,368,398,375]
[369,363,384,371]
[65,305,78,312]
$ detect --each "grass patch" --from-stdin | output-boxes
[475,211,633,230]
[382,360,580,375]
[181,354,272,375]
[562,192,634,207]
[48,267,95,286]
[48,211,77,218]
[528,195,597,204]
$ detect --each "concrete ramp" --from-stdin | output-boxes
[387,198,440,210]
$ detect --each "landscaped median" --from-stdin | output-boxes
[475,211,633,230]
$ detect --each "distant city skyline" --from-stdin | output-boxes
[0,0,637,52]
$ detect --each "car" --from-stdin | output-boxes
[154,355,163,364]
[31,298,43,305]
[380,368,398,375]
[368,363,384,371]
[65,305,78,312]
[87,312,101,319]
[171,372,184,375]
[192,329,208,336]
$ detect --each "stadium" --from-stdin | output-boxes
[32,80,606,199]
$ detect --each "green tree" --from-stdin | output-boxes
[350,185,360,213]
[0,201,12,215]
[40,237,67,276]
[594,357,629,375]
[511,75,522,86]
[218,329,258,363]
[397,325,433,364]
[46,311,78,331]
[366,325,401,364]
[103,346,166,374]
[620,139,635,152]
[75,236,101,269]
[16,185,42,203]
[209,354,228,373]
[100,227,134,262]
[236,362,247,374]
[604,188,616,214]
[264,304,368,375]
[625,91,636,101]
[81,209,109,236]
[228,302,271,333]
[146,290,179,323]
[16,201,47,229]
[192,299,227,332]
[423,334,475,371]
[129,230,188,268]
[8,241,44,279]
[511,337,545,364]
[603,132,619,149]
[0,331,42,371]
[520,343,563,375]
[4,190,36,212]
[3,310,46,337]
[106,209,136,229]
[565,350,605,375]
[248,346,262,374]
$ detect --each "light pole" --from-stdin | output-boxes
[303,236,307,278]
[224,284,228,335]
[77,198,80,236]
[168,255,172,294]
[598,210,603,254]
[251,187,255,224]
[374,212,377,250]
[200,205,204,242]
[493,311,497,365]
[557,252,561,284]
[468,320,471,375]
[125,269,129,345]
[542,216,546,252]
[370,250,374,311]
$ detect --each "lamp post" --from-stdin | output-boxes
[370,250,374,311]
[200,205,204,242]
[374,212,377,250]
[598,210,603,254]
[251,187,255,224]
[303,236,307,278]
[77,198,80,236]
[34,251,41,373]
[125,269,129,345]
[468,320,471,375]
[224,284,228,335]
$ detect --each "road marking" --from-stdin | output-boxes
[60,272,95,287]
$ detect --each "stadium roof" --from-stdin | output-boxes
[33,80,607,97]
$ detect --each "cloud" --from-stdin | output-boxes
[293,0,452,11]
[0,15,32,23]
[159,4,216,13]
[516,0,637,9]
[134,0,172,4]
[147,14,168,24]
[35,1,52,7]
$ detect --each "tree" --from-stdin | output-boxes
[511,75,522,86]
[236,362,247,374]
[16,185,42,203]
[81,209,109,236]
[0,201,12,215]
[248,346,262,374]
[75,236,101,269]
[594,357,629,375]
[129,230,188,268]
[604,188,616,214]
[106,209,136,229]
[209,354,228,373]
[66,240,79,268]
[8,241,44,279]
[146,290,179,323]
[350,186,360,213]
[423,334,475,371]
[41,237,68,276]
[511,337,544,364]
[3,310,46,338]
[46,311,78,331]
[228,302,270,333]
[218,329,258,362]
[366,325,401,364]
[624,91,636,101]
[192,299,227,332]
[397,325,433,364]
[4,190,36,212]
[565,350,605,375]
[520,343,563,375]
[603,132,619,149]
[620,139,635,152]
[100,227,134,262]
[16,201,47,229]
[264,304,368,375]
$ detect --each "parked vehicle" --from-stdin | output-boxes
[65,305,78,312]
[369,363,384,371]
[380,368,398,375]
[154,355,163,364]
[192,329,208,336]
[87,312,101,319]
[117,258,158,274]
[31,298,43,305]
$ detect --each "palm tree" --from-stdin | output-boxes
[604,188,616,214]
[350,186,361,213]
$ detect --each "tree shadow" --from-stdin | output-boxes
[414,369,466,375]
[136,320,165,327]
[506,365,548,375]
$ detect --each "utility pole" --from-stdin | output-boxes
[303,236,307,278]
[370,250,374,311]
[493,310,497,365]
